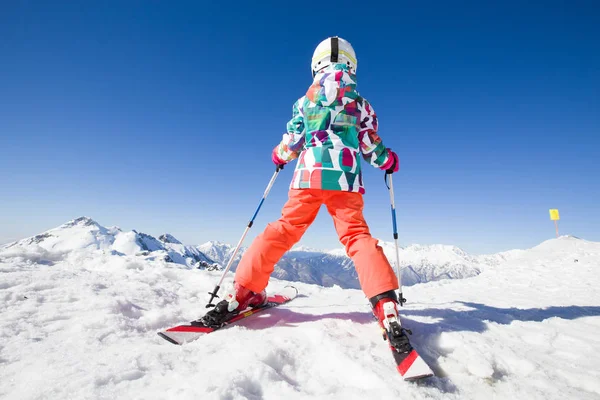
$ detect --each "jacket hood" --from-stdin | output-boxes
[306,64,359,107]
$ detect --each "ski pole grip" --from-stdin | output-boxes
[276,164,284,172]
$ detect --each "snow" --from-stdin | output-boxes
[327,248,348,257]
[113,231,144,255]
[289,244,326,253]
[1,222,600,399]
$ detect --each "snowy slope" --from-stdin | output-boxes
[1,232,599,399]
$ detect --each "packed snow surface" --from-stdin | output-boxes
[1,220,599,399]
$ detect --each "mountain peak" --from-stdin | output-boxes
[158,234,182,244]
[60,216,99,229]
[290,245,324,253]
[204,240,227,247]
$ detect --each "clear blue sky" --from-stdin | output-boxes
[1,1,598,254]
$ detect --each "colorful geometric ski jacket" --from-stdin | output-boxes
[274,64,393,194]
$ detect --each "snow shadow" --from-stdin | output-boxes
[399,302,600,335]
[222,307,457,391]
[246,302,600,334]
[236,308,375,330]
[386,303,600,389]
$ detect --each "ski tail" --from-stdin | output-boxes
[393,348,434,381]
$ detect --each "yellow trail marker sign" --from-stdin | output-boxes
[549,209,560,237]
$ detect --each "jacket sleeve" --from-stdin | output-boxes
[358,99,392,169]
[273,97,306,163]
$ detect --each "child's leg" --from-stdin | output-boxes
[235,189,323,293]
[324,191,399,299]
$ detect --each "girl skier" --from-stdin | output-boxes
[204,37,406,348]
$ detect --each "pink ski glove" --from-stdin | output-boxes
[380,149,399,173]
[272,146,286,167]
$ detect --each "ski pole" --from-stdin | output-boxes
[206,165,283,308]
[384,172,406,306]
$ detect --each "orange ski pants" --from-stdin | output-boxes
[235,189,399,300]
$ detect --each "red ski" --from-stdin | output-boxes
[380,321,434,381]
[390,345,434,381]
[373,297,435,381]
[157,286,298,345]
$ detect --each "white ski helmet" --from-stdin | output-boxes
[311,36,357,76]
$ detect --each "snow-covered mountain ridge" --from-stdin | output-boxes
[199,236,510,288]
[1,217,219,270]
[0,217,556,289]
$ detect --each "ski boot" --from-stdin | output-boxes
[370,290,413,353]
[201,282,268,328]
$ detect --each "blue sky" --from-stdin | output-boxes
[1,1,598,254]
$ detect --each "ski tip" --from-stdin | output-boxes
[278,286,298,301]
[268,286,298,304]
[283,285,298,297]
